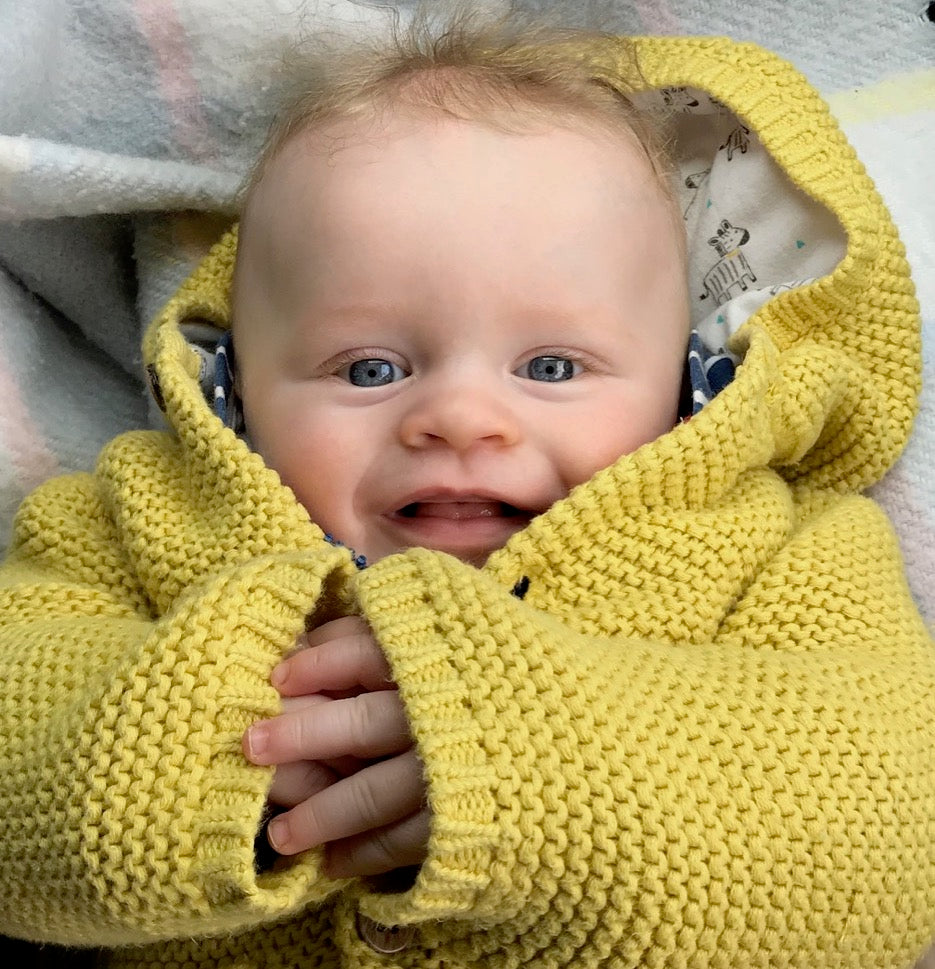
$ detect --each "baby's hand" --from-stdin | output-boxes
[243,616,430,878]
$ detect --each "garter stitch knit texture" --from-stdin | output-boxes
[1,35,934,969]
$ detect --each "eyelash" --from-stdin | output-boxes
[516,354,583,382]
[522,344,602,378]
[341,358,410,387]
[318,349,406,379]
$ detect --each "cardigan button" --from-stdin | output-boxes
[356,913,416,953]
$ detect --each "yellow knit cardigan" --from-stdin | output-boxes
[0,35,933,969]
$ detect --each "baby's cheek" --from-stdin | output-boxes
[561,404,676,485]
[250,426,313,506]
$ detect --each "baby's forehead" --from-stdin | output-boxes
[242,110,678,280]
[233,106,684,326]
[239,118,655,283]
[252,100,660,207]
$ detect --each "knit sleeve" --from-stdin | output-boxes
[353,495,935,967]
[0,474,347,947]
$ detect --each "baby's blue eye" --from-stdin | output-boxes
[344,359,408,387]
[523,355,577,382]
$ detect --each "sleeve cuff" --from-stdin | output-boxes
[355,550,502,926]
[87,550,352,942]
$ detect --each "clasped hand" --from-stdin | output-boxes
[243,616,430,878]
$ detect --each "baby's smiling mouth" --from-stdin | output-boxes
[396,500,528,520]
[383,495,537,560]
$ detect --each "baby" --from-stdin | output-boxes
[3,8,932,967]
[233,26,690,876]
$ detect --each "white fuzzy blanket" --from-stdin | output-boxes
[0,0,932,632]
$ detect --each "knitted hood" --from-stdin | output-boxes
[143,34,921,580]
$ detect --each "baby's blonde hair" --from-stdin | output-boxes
[239,3,676,210]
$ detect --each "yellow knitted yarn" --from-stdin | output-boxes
[1,35,933,969]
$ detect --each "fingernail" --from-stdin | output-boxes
[245,724,269,761]
[267,816,290,853]
[270,663,287,689]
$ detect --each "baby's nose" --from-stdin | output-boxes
[398,380,522,451]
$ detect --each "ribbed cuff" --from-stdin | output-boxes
[356,551,501,926]
[93,551,350,942]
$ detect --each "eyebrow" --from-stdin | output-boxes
[294,301,403,327]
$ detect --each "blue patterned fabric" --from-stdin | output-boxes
[213,330,242,431]
[686,330,736,416]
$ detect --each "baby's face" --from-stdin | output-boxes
[234,107,689,565]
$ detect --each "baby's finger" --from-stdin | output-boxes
[300,615,370,648]
[279,692,331,714]
[326,808,431,878]
[266,749,425,856]
[276,624,393,697]
[278,694,362,776]
[267,760,338,808]
[244,690,411,765]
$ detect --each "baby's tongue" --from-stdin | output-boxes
[406,501,503,520]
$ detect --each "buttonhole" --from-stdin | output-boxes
[511,576,530,599]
